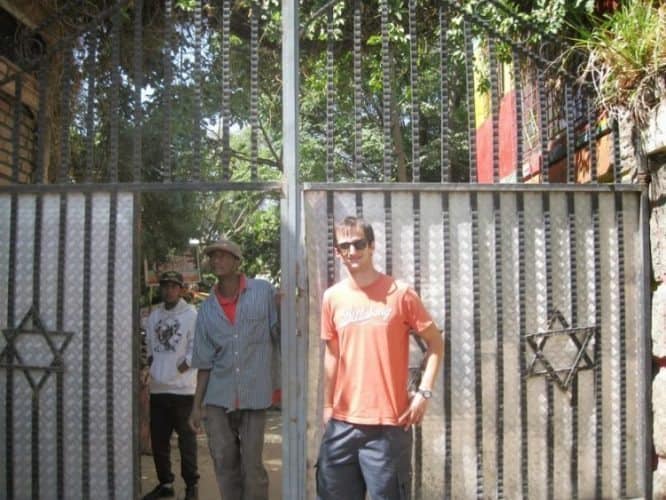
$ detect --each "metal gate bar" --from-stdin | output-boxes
[304,185,648,500]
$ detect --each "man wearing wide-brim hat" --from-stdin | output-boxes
[189,237,279,500]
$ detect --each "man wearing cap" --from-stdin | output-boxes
[189,238,279,500]
[143,271,199,500]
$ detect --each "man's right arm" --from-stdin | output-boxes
[323,337,339,425]
[189,369,210,433]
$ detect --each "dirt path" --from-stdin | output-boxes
[140,410,283,500]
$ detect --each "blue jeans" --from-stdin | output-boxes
[204,406,268,500]
[316,419,412,500]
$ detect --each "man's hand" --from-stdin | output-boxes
[189,405,205,433]
[322,407,333,427]
[177,359,189,373]
[139,367,150,386]
[397,392,429,430]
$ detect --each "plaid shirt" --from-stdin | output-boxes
[192,277,278,410]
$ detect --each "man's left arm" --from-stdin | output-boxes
[398,322,443,429]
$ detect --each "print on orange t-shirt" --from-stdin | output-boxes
[321,273,433,425]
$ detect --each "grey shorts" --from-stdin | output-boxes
[316,419,412,500]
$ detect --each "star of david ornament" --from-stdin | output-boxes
[526,309,597,391]
[0,305,74,391]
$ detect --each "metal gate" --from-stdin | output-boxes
[0,0,653,499]
[302,186,650,499]
[0,191,136,499]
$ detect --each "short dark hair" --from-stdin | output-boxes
[333,216,375,247]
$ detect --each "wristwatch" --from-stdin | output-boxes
[417,388,433,400]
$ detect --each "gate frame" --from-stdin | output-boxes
[297,181,653,499]
[0,0,654,497]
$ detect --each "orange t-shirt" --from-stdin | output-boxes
[214,274,247,324]
[320,273,434,425]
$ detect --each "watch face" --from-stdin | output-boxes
[420,389,433,399]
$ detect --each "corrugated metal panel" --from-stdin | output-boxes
[0,192,135,500]
[303,187,648,499]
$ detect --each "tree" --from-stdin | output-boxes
[16,0,616,279]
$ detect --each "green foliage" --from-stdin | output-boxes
[51,0,631,293]
[198,191,281,282]
[140,191,206,265]
[563,0,666,124]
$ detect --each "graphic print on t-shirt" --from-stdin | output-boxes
[337,305,392,329]
[154,317,184,352]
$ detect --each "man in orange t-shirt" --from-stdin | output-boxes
[316,216,444,500]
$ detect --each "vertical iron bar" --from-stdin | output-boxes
[380,0,392,181]
[56,194,68,500]
[326,192,335,288]
[384,193,392,276]
[163,0,174,180]
[132,0,144,182]
[352,0,362,178]
[489,37,500,183]
[35,61,49,184]
[612,118,622,182]
[412,193,422,499]
[250,1,259,181]
[85,32,97,183]
[106,193,117,499]
[408,0,420,182]
[413,194,421,294]
[325,5,335,182]
[221,0,231,179]
[543,192,554,500]
[567,192,579,499]
[58,55,72,183]
[463,20,477,183]
[31,393,39,500]
[592,193,603,498]
[11,75,22,183]
[536,67,550,184]
[471,193,484,498]
[517,193,529,499]
[439,5,450,182]
[31,193,44,500]
[442,193,452,499]
[587,94,597,182]
[565,83,575,183]
[192,0,203,181]
[81,193,92,500]
[537,69,549,183]
[615,192,627,497]
[493,192,505,498]
[513,49,524,183]
[132,192,142,499]
[4,195,17,500]
[110,10,121,182]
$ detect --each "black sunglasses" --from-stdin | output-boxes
[337,238,369,253]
